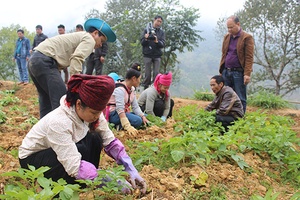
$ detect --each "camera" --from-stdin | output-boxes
[146,22,156,40]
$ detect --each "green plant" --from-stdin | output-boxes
[0,108,7,123]
[248,91,291,109]
[250,189,280,200]
[193,89,214,101]
[0,93,20,106]
[0,165,81,200]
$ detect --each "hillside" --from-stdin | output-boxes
[0,81,299,199]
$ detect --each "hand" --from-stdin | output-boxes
[141,115,149,125]
[244,75,251,85]
[76,160,98,180]
[100,56,105,63]
[120,117,138,136]
[144,33,149,39]
[160,116,167,122]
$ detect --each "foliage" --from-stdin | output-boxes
[129,105,300,186]
[0,108,6,123]
[193,89,214,101]
[145,114,165,127]
[0,26,34,80]
[248,90,292,109]
[236,0,299,96]
[0,90,20,106]
[0,165,81,200]
[250,189,280,200]
[84,0,203,82]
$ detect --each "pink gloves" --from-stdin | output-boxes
[76,160,98,180]
[104,138,147,194]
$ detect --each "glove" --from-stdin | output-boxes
[120,117,138,136]
[76,160,98,180]
[105,138,147,194]
[161,116,167,122]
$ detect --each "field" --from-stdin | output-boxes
[0,81,299,199]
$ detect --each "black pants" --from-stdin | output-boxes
[216,114,236,131]
[140,98,174,118]
[19,131,103,184]
[85,53,103,75]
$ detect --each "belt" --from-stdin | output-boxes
[225,67,243,72]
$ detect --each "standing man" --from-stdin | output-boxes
[205,75,244,131]
[28,18,116,118]
[219,15,254,113]
[141,15,165,89]
[57,24,69,84]
[30,25,48,54]
[13,29,31,85]
[75,24,84,32]
[85,42,108,75]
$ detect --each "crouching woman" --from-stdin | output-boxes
[18,74,147,194]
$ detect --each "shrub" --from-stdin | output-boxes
[248,90,291,109]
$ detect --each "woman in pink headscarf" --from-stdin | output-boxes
[138,72,174,121]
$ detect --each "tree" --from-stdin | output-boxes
[0,25,34,81]
[217,0,300,96]
[84,0,204,81]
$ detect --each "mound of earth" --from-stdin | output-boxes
[0,81,299,199]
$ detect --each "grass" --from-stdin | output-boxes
[248,90,291,109]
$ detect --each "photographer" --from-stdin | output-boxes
[140,15,165,89]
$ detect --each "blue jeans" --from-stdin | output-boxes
[16,57,29,83]
[222,69,247,113]
[109,110,142,128]
[28,51,67,119]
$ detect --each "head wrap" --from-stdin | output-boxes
[154,72,172,97]
[67,74,115,111]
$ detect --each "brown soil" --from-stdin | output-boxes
[0,81,299,199]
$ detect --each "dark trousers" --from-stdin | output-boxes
[140,98,174,118]
[143,57,161,89]
[19,131,103,184]
[85,53,103,75]
[216,114,236,131]
[28,51,67,119]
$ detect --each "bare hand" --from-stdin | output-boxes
[244,75,251,85]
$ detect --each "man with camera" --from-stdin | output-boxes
[140,15,165,90]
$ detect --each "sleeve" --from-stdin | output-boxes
[144,89,157,115]
[140,29,149,46]
[157,30,165,48]
[205,97,217,112]
[26,39,31,57]
[32,37,36,50]
[100,42,108,56]
[217,91,236,115]
[69,35,95,76]
[131,95,144,116]
[244,35,254,76]
[114,88,126,115]
[162,96,171,117]
[47,120,81,177]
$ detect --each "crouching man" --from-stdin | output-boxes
[205,75,244,131]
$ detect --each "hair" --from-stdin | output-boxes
[211,75,224,84]
[35,25,43,30]
[76,24,83,30]
[125,62,141,79]
[154,15,163,21]
[57,24,65,29]
[17,29,24,34]
[86,27,104,37]
[228,15,239,23]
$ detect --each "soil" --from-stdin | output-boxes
[0,81,299,199]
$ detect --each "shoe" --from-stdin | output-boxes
[18,82,24,85]
[23,82,29,85]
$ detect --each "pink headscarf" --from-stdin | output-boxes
[154,72,172,97]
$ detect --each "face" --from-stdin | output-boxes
[153,17,163,28]
[226,18,240,36]
[76,28,83,32]
[159,84,169,94]
[17,32,24,39]
[36,28,42,35]
[93,32,107,48]
[58,28,65,35]
[210,78,223,94]
[132,75,141,87]
[75,100,102,123]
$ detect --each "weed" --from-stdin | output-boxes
[248,91,291,109]
[193,89,214,101]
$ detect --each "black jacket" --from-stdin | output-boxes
[93,42,108,60]
[140,27,165,58]
[32,33,48,50]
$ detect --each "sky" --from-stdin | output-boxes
[0,0,246,34]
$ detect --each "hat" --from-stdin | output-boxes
[84,18,116,42]
[108,72,120,82]
[67,74,115,111]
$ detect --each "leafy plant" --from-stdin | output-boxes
[250,189,280,200]
[0,108,6,123]
[248,90,291,109]
[0,92,20,106]
[193,89,214,101]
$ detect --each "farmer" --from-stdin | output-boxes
[28,18,116,119]
[205,75,244,131]
[18,74,147,194]
[107,63,148,135]
[138,72,174,121]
